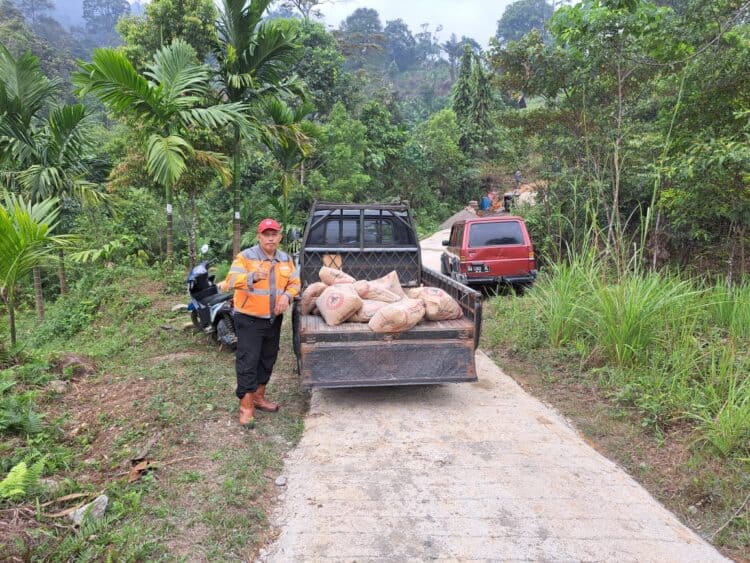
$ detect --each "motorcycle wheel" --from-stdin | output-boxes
[190,310,201,330]
[216,315,237,352]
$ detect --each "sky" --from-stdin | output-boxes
[318,0,514,47]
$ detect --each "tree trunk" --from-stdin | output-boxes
[33,266,44,321]
[58,248,69,295]
[232,125,242,257]
[8,295,16,348]
[189,189,197,269]
[166,184,174,273]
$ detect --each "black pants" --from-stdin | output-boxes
[234,313,283,399]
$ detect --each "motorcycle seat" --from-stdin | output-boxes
[204,292,233,306]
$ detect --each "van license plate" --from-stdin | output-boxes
[468,264,489,273]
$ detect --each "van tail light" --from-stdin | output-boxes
[460,253,467,261]
[529,251,535,259]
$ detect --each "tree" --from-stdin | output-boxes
[263,99,314,237]
[0,194,68,346]
[275,0,333,19]
[452,45,474,152]
[0,44,100,308]
[287,19,355,117]
[495,0,554,45]
[383,19,417,71]
[73,40,249,269]
[0,1,77,83]
[82,0,130,45]
[335,7,385,69]
[442,34,481,81]
[307,102,370,202]
[213,0,303,256]
[14,0,53,26]
[358,100,406,196]
[117,0,218,69]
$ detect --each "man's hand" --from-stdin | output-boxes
[274,293,290,315]
[218,281,229,293]
[253,264,270,282]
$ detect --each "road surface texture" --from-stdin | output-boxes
[261,230,727,562]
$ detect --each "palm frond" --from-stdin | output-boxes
[0,45,60,127]
[46,104,92,166]
[246,20,301,85]
[73,49,163,122]
[194,150,232,186]
[145,40,211,105]
[0,193,65,291]
[145,134,193,188]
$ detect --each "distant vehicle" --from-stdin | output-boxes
[441,215,537,291]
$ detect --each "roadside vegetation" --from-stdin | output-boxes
[482,247,750,558]
[0,267,308,560]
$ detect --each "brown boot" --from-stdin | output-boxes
[239,392,255,426]
[253,384,279,412]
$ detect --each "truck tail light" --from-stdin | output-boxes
[529,251,535,259]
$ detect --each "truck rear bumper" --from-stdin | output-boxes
[298,339,477,389]
[464,270,537,286]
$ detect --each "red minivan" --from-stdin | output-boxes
[440,215,537,290]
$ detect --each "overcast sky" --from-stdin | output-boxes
[317,0,514,47]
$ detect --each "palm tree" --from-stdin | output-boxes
[214,0,303,256]
[263,99,314,237]
[0,194,69,346]
[73,39,249,269]
[0,45,102,315]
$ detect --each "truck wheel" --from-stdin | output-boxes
[217,315,237,351]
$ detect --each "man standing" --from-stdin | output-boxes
[220,218,301,427]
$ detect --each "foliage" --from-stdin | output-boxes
[117,0,218,69]
[0,458,44,500]
[495,0,554,45]
[0,194,68,345]
[82,0,130,46]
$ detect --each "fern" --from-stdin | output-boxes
[0,393,43,435]
[0,458,44,500]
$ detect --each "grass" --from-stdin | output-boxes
[0,267,309,560]
[481,254,750,557]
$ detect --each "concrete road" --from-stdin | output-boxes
[262,231,727,562]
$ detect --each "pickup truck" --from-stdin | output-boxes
[292,201,482,389]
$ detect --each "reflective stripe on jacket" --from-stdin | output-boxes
[223,246,301,318]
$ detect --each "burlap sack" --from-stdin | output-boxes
[300,282,328,315]
[371,271,406,298]
[349,299,389,323]
[368,298,425,333]
[316,285,362,326]
[407,287,463,321]
[319,266,356,285]
[352,280,402,303]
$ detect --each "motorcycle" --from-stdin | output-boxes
[187,257,237,351]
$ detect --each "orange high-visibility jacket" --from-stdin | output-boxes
[223,246,301,318]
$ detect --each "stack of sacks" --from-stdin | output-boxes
[316,284,362,326]
[407,287,464,321]
[368,298,425,333]
[297,266,464,331]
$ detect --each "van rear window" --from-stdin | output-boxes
[469,222,524,247]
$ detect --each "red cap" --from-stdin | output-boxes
[257,218,281,233]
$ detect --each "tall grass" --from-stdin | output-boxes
[491,250,750,458]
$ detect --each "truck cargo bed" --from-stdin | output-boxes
[292,201,482,389]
